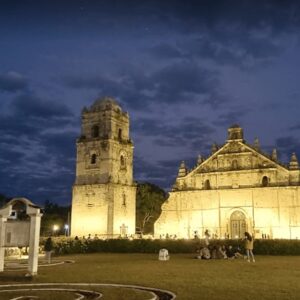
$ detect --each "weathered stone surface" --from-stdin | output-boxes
[71,97,136,238]
[155,125,300,239]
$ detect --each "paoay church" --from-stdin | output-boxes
[155,125,300,239]
[71,98,300,239]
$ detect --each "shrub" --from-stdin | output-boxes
[39,237,300,256]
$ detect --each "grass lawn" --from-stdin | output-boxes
[1,253,300,299]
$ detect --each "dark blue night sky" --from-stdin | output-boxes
[1,0,300,205]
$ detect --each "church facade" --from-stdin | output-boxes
[155,125,300,239]
[71,97,136,237]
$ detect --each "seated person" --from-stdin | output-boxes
[226,245,244,258]
[196,247,211,259]
[216,245,227,259]
[226,245,236,259]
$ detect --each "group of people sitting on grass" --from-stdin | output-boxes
[195,231,255,262]
[195,244,243,260]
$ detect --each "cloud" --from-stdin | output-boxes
[147,43,183,59]
[134,156,179,190]
[133,117,215,156]
[213,107,250,127]
[180,34,283,69]
[141,1,300,70]
[0,93,75,138]
[0,92,77,204]
[275,136,300,163]
[64,61,228,110]
[0,71,28,92]
[12,94,73,119]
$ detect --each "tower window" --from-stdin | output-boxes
[91,125,99,138]
[262,176,269,187]
[120,155,126,169]
[91,154,97,164]
[118,128,122,140]
[204,179,211,190]
[122,194,126,206]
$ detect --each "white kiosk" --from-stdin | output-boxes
[0,198,43,276]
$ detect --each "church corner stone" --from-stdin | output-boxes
[71,97,136,238]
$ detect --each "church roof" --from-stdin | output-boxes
[178,126,290,179]
[90,96,122,112]
[229,124,241,129]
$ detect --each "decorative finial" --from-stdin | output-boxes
[254,137,260,151]
[271,149,277,161]
[197,154,202,165]
[211,143,218,154]
[178,161,187,177]
[289,153,299,170]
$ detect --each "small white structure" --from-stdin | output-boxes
[158,248,170,261]
[0,198,43,276]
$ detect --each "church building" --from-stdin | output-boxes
[71,97,136,237]
[155,125,300,239]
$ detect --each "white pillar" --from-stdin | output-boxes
[0,217,7,272]
[28,213,42,276]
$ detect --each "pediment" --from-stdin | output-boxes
[190,141,287,176]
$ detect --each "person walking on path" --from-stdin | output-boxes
[244,232,255,263]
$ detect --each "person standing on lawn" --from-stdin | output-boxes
[44,237,54,264]
[244,232,255,262]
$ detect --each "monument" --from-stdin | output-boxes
[155,125,300,239]
[0,198,43,276]
[71,97,136,238]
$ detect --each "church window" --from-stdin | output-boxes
[118,128,122,140]
[91,125,99,138]
[91,154,97,164]
[204,179,211,190]
[262,176,269,187]
[120,155,126,169]
[122,194,126,207]
[232,160,238,170]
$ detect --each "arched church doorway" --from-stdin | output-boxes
[230,210,246,238]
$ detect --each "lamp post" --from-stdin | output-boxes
[53,224,59,236]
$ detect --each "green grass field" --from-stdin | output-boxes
[1,253,300,299]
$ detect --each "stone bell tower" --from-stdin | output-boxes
[71,97,136,238]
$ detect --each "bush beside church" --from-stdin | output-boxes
[41,237,300,256]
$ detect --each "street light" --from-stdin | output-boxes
[53,224,59,236]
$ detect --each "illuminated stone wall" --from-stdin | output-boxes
[71,97,136,238]
[155,125,300,239]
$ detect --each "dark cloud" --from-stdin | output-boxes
[152,62,219,101]
[65,61,227,110]
[0,93,75,138]
[1,0,300,204]
[134,117,214,146]
[0,93,77,204]
[134,156,180,190]
[179,34,283,69]
[289,123,300,131]
[213,107,250,127]
[12,94,73,119]
[147,43,183,59]
[275,136,300,162]
[0,71,28,92]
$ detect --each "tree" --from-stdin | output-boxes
[41,200,70,236]
[136,182,167,234]
[0,194,10,207]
